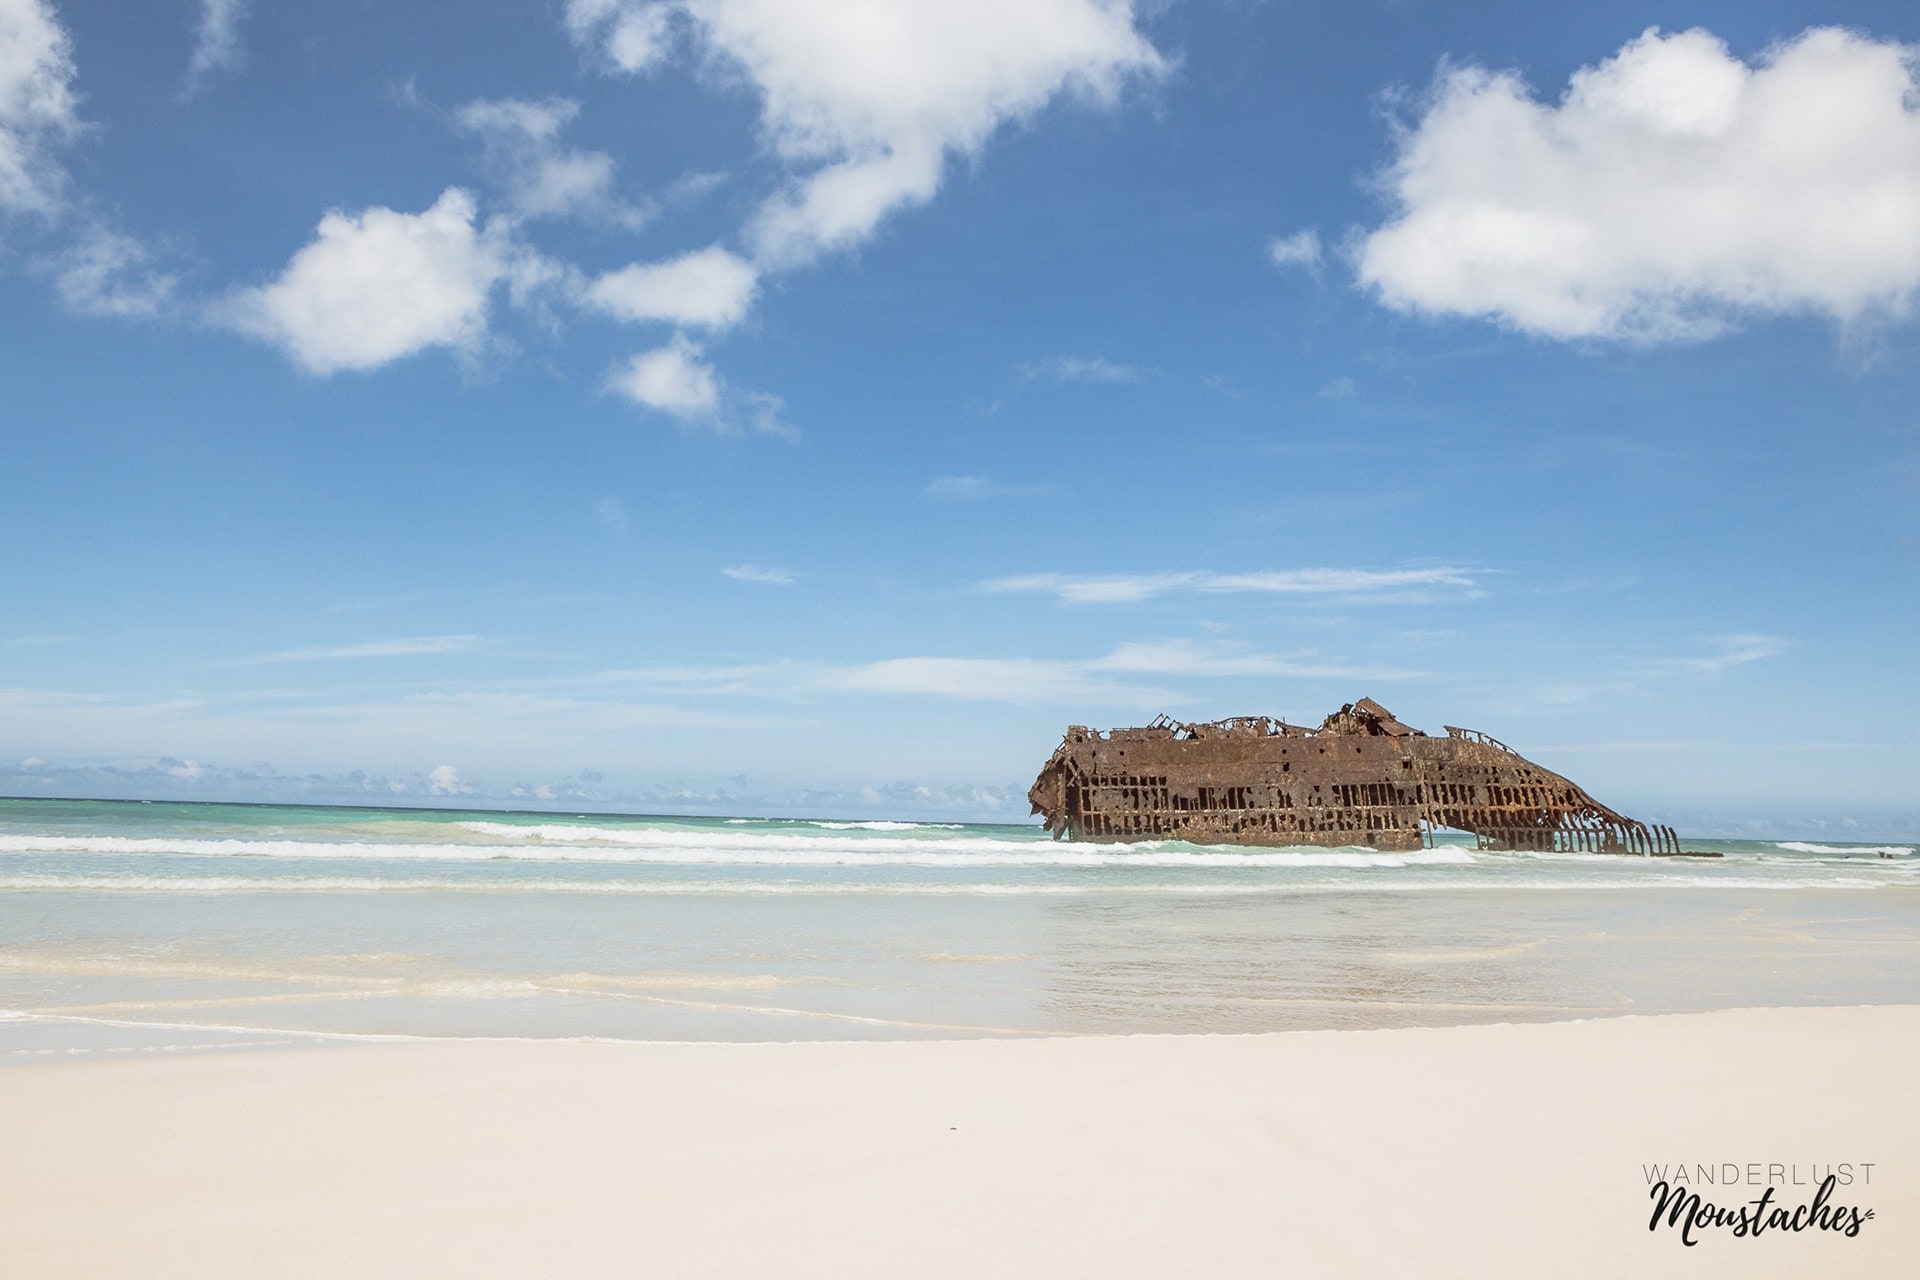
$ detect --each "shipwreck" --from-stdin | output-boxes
[1028,698,1689,856]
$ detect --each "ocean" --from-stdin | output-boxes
[4,797,1917,1057]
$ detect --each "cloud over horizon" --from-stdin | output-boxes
[603,638,1419,708]
[242,635,482,663]
[982,567,1481,605]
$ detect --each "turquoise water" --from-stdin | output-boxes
[3,797,1917,1056]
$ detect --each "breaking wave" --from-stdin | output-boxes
[0,872,1893,896]
[0,830,1477,869]
[1775,842,1914,856]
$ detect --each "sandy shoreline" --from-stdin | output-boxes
[3,1006,1913,1278]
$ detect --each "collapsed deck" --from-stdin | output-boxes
[1028,698,1686,855]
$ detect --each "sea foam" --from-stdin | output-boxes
[1774,842,1914,856]
[0,830,1478,869]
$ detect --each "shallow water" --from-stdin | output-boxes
[3,798,1916,1056]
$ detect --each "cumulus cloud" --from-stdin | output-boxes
[221,188,518,373]
[0,0,79,218]
[608,333,721,418]
[720,0,1163,266]
[983,567,1480,604]
[587,245,758,328]
[427,764,470,795]
[455,96,645,228]
[183,0,246,95]
[1358,27,1920,341]
[605,338,792,433]
[567,0,1163,268]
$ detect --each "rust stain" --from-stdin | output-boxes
[1028,698,1697,856]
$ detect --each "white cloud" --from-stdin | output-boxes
[923,475,1050,501]
[823,655,1169,705]
[1655,634,1790,676]
[455,96,645,229]
[587,245,758,329]
[607,333,721,418]
[984,572,1187,604]
[982,567,1479,605]
[1267,229,1321,271]
[564,0,677,75]
[596,660,795,692]
[45,225,176,317]
[550,2,1161,424]
[1358,27,1920,341]
[569,1,1163,268]
[183,0,246,94]
[1089,641,1282,677]
[593,496,631,538]
[1197,568,1477,595]
[427,764,470,795]
[247,635,480,663]
[663,169,728,206]
[739,388,795,439]
[722,0,1164,266]
[604,337,792,435]
[0,0,79,218]
[222,188,514,374]
[602,640,1414,707]
[824,640,1413,704]
[0,685,782,788]
[1025,355,1138,383]
[924,475,992,500]
[721,563,795,585]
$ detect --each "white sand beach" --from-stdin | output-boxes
[2,1005,1912,1278]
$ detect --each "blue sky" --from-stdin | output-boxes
[2,0,1917,835]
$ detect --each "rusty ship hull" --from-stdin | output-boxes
[1028,699,1685,855]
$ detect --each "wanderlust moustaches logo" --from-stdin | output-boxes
[1643,1162,1876,1246]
